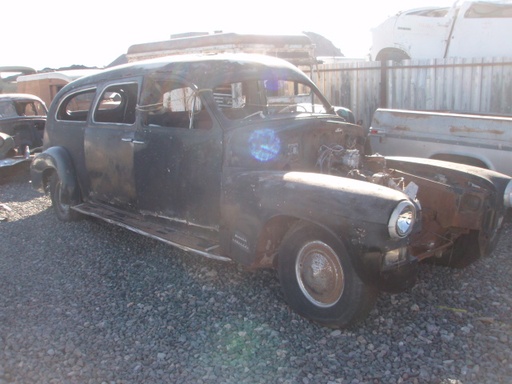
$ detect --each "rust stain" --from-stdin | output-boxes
[450,125,504,135]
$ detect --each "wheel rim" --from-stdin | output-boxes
[295,240,345,308]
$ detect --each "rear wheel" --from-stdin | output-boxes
[376,49,410,62]
[278,223,377,328]
[49,172,80,222]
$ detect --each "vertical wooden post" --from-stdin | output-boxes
[380,60,388,108]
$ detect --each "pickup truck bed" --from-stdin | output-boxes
[368,108,512,176]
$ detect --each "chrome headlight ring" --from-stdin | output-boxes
[388,200,416,239]
[504,180,512,208]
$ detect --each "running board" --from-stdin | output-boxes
[72,203,231,262]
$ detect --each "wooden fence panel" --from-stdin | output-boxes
[310,61,382,127]
[314,57,512,128]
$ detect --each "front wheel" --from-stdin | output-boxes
[49,172,80,222]
[435,227,502,269]
[278,223,377,328]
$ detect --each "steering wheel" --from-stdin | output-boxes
[242,111,266,120]
[277,104,308,114]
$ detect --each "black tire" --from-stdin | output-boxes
[49,172,80,222]
[432,231,481,269]
[278,223,378,328]
[376,50,410,63]
[479,215,503,258]
[432,227,501,269]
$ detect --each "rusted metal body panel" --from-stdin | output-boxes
[30,53,512,328]
[385,157,509,261]
[369,108,512,175]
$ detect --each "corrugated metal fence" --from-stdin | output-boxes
[310,57,512,128]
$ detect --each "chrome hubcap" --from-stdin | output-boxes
[295,241,344,308]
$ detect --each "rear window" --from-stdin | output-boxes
[56,89,96,122]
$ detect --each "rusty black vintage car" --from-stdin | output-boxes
[0,93,47,175]
[31,54,512,328]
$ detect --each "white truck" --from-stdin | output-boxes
[370,1,512,61]
[368,108,512,175]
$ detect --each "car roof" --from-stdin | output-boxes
[0,93,46,103]
[16,69,102,83]
[64,53,312,91]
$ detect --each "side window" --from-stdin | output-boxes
[140,78,212,129]
[56,89,96,122]
[0,101,17,117]
[94,83,138,124]
[20,101,46,116]
[465,3,512,18]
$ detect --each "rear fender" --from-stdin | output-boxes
[30,146,79,204]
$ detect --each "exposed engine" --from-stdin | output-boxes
[316,144,418,201]
[316,144,360,172]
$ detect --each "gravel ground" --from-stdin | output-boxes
[1,175,511,384]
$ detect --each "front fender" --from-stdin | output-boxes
[30,146,79,204]
[386,156,511,209]
[221,170,412,265]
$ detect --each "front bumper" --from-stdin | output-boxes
[379,256,419,293]
[362,247,419,293]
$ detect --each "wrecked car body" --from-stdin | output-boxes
[31,54,512,328]
[0,94,47,175]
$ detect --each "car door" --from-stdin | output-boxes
[394,6,457,59]
[84,81,140,209]
[134,77,223,231]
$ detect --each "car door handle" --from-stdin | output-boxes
[121,137,145,145]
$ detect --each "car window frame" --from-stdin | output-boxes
[139,75,212,130]
[92,81,140,126]
[54,87,98,123]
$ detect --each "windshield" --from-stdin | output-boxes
[213,78,328,121]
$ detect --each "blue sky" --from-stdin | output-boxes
[1,0,456,70]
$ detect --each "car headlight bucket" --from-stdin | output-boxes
[504,180,512,208]
[388,201,416,239]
